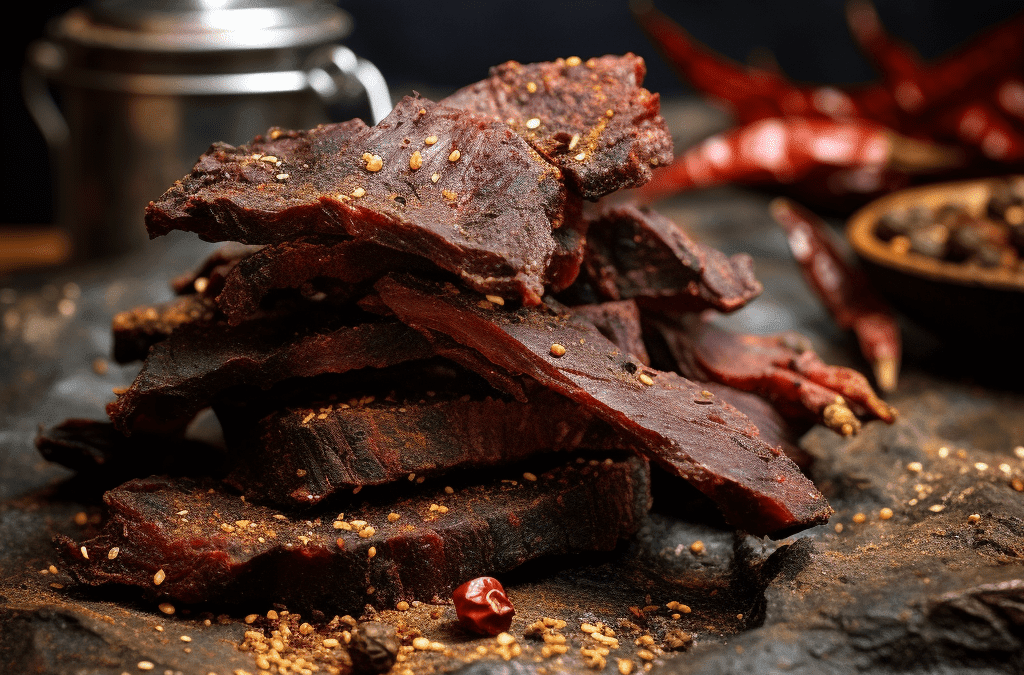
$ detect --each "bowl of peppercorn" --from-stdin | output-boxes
[847,176,1024,349]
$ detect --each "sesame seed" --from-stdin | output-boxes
[244,614,258,624]
[323,638,340,648]
[48,565,58,574]
[566,56,582,67]
[267,610,279,620]
[523,472,538,482]
[154,625,163,632]
[444,486,454,494]
[879,508,893,520]
[526,82,538,93]
[358,526,376,538]
[852,512,867,524]
[975,462,989,471]
[431,172,440,183]
[525,118,541,130]
[387,513,401,522]
[928,504,945,512]
[574,152,586,161]
[413,637,431,650]
[80,546,89,559]
[368,547,377,558]
[618,659,635,675]
[180,635,192,642]
[550,343,566,357]
[690,541,705,555]
[638,373,654,386]
[606,109,614,117]
[220,523,235,533]
[485,294,505,305]
[448,149,461,162]
[938,446,950,458]
[835,523,844,532]
[496,632,516,646]
[299,622,314,635]
[907,462,923,473]
[74,511,88,526]
[296,468,307,477]
[568,134,580,151]
[260,156,278,163]
[442,189,457,200]
[362,153,383,172]
[153,569,166,585]
[968,513,981,523]
[351,187,366,198]
[276,173,289,180]
[396,601,410,611]
[158,602,175,615]
[1015,446,1024,459]
[137,661,155,671]
[425,135,438,145]
[409,151,423,170]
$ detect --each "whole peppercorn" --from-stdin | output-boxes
[348,621,399,674]
[452,576,515,635]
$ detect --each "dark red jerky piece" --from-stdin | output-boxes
[170,242,264,296]
[568,300,650,366]
[56,457,650,612]
[107,319,436,434]
[375,275,832,538]
[146,97,578,306]
[655,316,896,432]
[215,239,432,325]
[443,54,673,200]
[111,294,220,363]
[582,206,762,313]
[442,54,671,200]
[221,390,629,507]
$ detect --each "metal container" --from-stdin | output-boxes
[24,0,391,260]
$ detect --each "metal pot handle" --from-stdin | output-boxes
[306,45,392,124]
[22,39,70,153]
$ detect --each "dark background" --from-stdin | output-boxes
[4,0,1023,226]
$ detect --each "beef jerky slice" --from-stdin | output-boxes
[581,205,762,313]
[222,389,630,507]
[443,54,673,200]
[107,319,435,434]
[215,239,432,325]
[112,294,219,363]
[568,300,650,366]
[146,96,579,305]
[375,275,831,538]
[170,242,264,296]
[35,419,226,480]
[56,456,650,612]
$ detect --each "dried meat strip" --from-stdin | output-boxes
[215,238,431,325]
[107,318,436,434]
[567,300,650,366]
[221,389,629,507]
[375,275,832,538]
[170,242,264,296]
[653,314,897,436]
[443,54,673,200]
[580,206,762,313]
[146,97,581,305]
[56,456,650,611]
[111,294,220,363]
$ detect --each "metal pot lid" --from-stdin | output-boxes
[51,0,351,53]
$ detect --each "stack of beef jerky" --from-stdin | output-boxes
[39,55,893,614]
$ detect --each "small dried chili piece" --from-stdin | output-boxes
[453,576,515,635]
[770,198,902,392]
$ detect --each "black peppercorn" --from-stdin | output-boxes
[348,621,399,674]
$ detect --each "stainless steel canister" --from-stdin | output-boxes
[24,0,391,260]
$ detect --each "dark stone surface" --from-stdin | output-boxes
[2,103,1023,673]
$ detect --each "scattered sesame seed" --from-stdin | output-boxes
[907,462,923,473]
[929,504,945,512]
[425,135,438,145]
[267,610,279,620]
[968,513,982,523]
[358,526,376,538]
[496,632,516,646]
[299,622,314,635]
[323,638,340,648]
[74,511,88,526]
[550,343,566,357]
[180,635,191,642]
[448,149,461,162]
[444,486,454,494]
[388,512,401,522]
[362,153,383,172]
[153,569,166,585]
[938,446,950,458]
[879,508,893,520]
[975,462,989,471]
[244,614,258,624]
[154,625,163,631]
[296,468,307,477]
[690,541,705,555]
[1014,446,1024,459]
[835,523,844,533]
[566,56,582,67]
[1013,478,1024,492]
[48,565,58,574]
[137,661,155,671]
[368,547,377,558]
[852,512,867,524]
[276,173,289,180]
[260,156,278,163]
[409,151,423,170]
[80,546,89,559]
[574,152,586,161]
[442,189,457,200]
[1000,463,1012,474]
[638,373,654,386]
[526,81,538,93]
[606,109,614,117]
[431,172,440,183]
[637,649,656,661]
[523,472,538,482]
[220,523,235,533]
[485,294,505,305]
[396,601,410,611]
[525,118,541,130]
[413,637,431,650]
[568,134,580,151]
[351,187,366,198]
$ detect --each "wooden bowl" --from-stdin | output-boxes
[847,177,1024,348]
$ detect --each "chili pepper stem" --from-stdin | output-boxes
[873,355,899,393]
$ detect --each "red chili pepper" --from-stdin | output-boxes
[452,577,515,635]
[770,198,901,392]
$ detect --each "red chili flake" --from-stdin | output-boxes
[452,576,515,635]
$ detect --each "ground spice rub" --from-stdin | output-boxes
[442,54,674,200]
[374,274,832,538]
[145,97,581,306]
[56,456,650,612]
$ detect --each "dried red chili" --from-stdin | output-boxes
[770,198,902,392]
[452,576,515,635]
